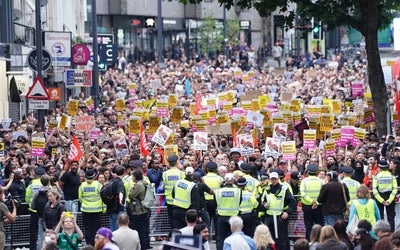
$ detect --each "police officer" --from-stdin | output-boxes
[215,173,241,250]
[240,163,260,196]
[172,167,200,229]
[162,154,185,229]
[203,161,223,229]
[26,167,45,250]
[372,159,398,231]
[263,171,297,250]
[256,172,269,223]
[236,177,259,237]
[300,164,324,240]
[271,168,293,194]
[78,168,103,246]
[341,166,360,204]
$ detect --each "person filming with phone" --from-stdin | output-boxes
[0,188,17,249]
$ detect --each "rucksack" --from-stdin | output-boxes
[33,189,49,217]
[140,182,155,209]
[100,178,118,205]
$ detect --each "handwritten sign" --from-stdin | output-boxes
[75,115,95,132]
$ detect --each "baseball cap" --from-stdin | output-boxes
[269,172,279,179]
[185,167,194,175]
[224,173,235,181]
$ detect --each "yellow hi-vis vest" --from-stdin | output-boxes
[26,178,43,212]
[300,176,323,206]
[266,186,287,216]
[341,177,360,205]
[173,179,195,209]
[216,187,241,216]
[203,173,223,200]
[372,171,398,204]
[243,174,260,195]
[354,199,376,225]
[163,168,185,204]
[239,189,259,214]
[257,185,267,218]
[79,181,103,213]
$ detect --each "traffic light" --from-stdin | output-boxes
[313,22,321,40]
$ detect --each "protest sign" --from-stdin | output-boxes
[75,115,95,132]
[303,129,316,149]
[238,134,255,156]
[58,114,71,130]
[246,111,264,127]
[265,137,281,158]
[31,137,46,157]
[152,125,173,146]
[281,141,296,160]
[114,138,129,158]
[156,100,169,117]
[273,123,288,141]
[194,132,208,151]
[67,100,79,116]
[164,145,179,166]
[129,117,141,134]
[171,107,184,123]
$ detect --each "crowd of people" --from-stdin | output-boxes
[0,42,400,250]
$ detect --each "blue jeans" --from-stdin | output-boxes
[109,213,119,231]
[324,214,344,226]
[65,200,79,212]
[37,218,44,250]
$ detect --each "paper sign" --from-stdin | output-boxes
[129,117,141,134]
[168,94,178,107]
[281,141,296,160]
[164,145,179,166]
[320,115,334,132]
[31,137,46,156]
[114,138,129,158]
[152,125,173,146]
[265,137,281,158]
[156,100,169,117]
[75,115,95,132]
[58,114,71,130]
[116,99,125,111]
[273,123,288,140]
[238,134,255,156]
[171,107,184,123]
[325,139,336,157]
[67,100,79,116]
[194,132,208,151]
[246,111,264,127]
[303,129,316,149]
[84,97,94,111]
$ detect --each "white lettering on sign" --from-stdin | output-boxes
[75,115,95,132]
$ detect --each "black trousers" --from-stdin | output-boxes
[377,201,396,232]
[240,212,259,237]
[302,205,324,240]
[131,212,150,250]
[216,215,231,250]
[167,203,175,229]
[29,211,39,250]
[82,212,102,246]
[265,215,290,250]
[173,207,187,230]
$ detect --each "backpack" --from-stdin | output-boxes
[140,182,155,209]
[33,189,49,217]
[100,178,118,205]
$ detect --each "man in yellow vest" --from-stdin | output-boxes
[256,172,269,223]
[300,164,324,240]
[236,177,259,237]
[263,171,297,250]
[215,173,241,250]
[239,163,260,196]
[172,167,200,229]
[372,159,398,231]
[203,161,223,229]
[341,166,360,204]
[78,168,103,246]
[162,154,185,229]
[26,167,44,250]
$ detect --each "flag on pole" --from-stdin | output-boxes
[68,136,83,162]
[140,122,150,156]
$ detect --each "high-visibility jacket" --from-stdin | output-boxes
[203,173,223,200]
[300,176,323,206]
[79,181,103,213]
[372,170,397,204]
[173,179,196,209]
[163,168,185,204]
[341,177,360,204]
[257,184,268,218]
[239,189,258,214]
[243,174,260,195]
[26,178,43,212]
[266,186,288,216]
[281,181,293,194]
[124,175,150,203]
[354,199,376,225]
[215,186,241,216]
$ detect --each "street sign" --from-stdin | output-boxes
[26,77,51,100]
[27,48,52,72]
[99,44,117,64]
[65,69,93,87]
[28,100,49,109]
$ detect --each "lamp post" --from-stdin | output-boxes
[35,0,45,129]
[157,0,163,65]
[91,0,100,107]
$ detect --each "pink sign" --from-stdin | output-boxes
[303,140,316,149]
[340,127,354,146]
[156,108,168,117]
[31,148,45,157]
[352,83,364,97]
[90,129,101,141]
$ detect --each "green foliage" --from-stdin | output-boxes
[226,17,241,47]
[197,14,224,56]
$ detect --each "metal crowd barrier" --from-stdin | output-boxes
[5,195,305,247]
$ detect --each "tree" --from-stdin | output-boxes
[197,14,224,57]
[179,0,400,137]
[226,17,241,47]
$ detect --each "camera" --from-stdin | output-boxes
[4,194,20,211]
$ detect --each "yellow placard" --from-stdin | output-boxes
[365,92,372,99]
[67,100,79,116]
[206,98,217,107]
[168,94,178,107]
[164,145,179,166]
[199,110,210,120]
[258,95,270,107]
[308,105,321,115]
[133,109,144,118]
[281,141,296,154]
[303,130,316,140]
[190,103,196,116]
[354,128,366,139]
[252,99,260,112]
[156,100,168,109]
[171,107,184,123]
[144,99,156,109]
[128,83,137,90]
[84,97,94,108]
[196,120,207,130]
[181,120,189,128]
[116,99,125,111]
[320,114,334,132]
[135,100,143,108]
[242,101,251,110]
[217,115,230,125]
[223,102,233,111]
[227,91,235,102]
[280,103,290,112]
[325,140,335,151]
[231,120,241,132]
[332,100,341,114]
[129,117,141,134]
[58,114,69,130]
[218,92,228,101]
[331,129,341,140]
[32,138,46,148]
[264,126,273,138]
[321,105,332,114]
